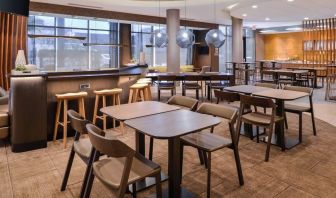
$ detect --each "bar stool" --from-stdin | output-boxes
[93,88,122,131]
[128,83,147,103]
[53,91,88,148]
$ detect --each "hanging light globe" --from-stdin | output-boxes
[205,29,226,48]
[176,29,195,48]
[151,29,168,48]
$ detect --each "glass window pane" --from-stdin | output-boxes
[155,47,167,66]
[90,20,109,30]
[57,18,88,29]
[35,16,55,26]
[28,15,35,25]
[131,24,141,32]
[141,25,152,33]
[90,30,110,69]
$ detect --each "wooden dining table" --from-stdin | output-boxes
[224,85,309,150]
[125,110,221,198]
[285,66,327,88]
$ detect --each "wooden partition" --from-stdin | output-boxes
[0,12,27,90]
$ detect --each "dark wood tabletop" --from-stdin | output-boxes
[125,109,221,139]
[100,101,180,121]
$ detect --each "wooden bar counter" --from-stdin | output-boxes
[9,65,148,152]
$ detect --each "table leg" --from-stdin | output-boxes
[314,70,318,88]
[245,64,249,85]
[135,130,145,155]
[168,137,182,198]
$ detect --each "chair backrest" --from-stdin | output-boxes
[200,66,211,74]
[197,103,239,145]
[255,82,277,89]
[284,85,313,96]
[167,95,198,111]
[68,110,89,135]
[240,94,276,109]
[214,90,240,104]
[158,75,177,82]
[86,123,135,197]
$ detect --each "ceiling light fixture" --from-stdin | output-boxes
[176,0,195,48]
[265,17,270,21]
[287,0,294,2]
[242,13,247,17]
[205,0,226,48]
[304,17,309,20]
[252,5,258,9]
[150,0,168,48]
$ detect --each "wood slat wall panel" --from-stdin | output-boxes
[0,12,27,90]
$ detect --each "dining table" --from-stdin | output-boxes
[261,69,309,85]
[125,109,221,198]
[228,62,257,85]
[285,66,327,88]
[224,85,309,150]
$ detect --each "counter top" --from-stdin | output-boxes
[9,65,148,79]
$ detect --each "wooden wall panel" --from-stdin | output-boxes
[0,12,27,90]
[263,32,304,61]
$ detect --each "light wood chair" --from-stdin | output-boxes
[84,124,162,198]
[236,94,284,161]
[128,83,147,103]
[284,86,316,141]
[93,88,122,131]
[53,91,87,148]
[180,103,244,198]
[148,95,199,161]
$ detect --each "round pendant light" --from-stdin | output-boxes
[205,29,225,48]
[151,29,168,48]
[176,29,195,48]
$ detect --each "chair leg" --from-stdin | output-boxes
[232,145,244,186]
[92,95,99,124]
[63,100,68,149]
[196,89,199,100]
[102,96,107,131]
[158,89,161,101]
[311,111,317,136]
[60,145,76,191]
[256,126,260,143]
[132,183,137,198]
[299,113,303,143]
[265,127,274,162]
[155,173,162,198]
[171,89,174,97]
[83,151,99,198]
[206,152,211,198]
[203,151,208,169]
[180,143,184,183]
[149,137,154,161]
[284,112,288,129]
[53,100,62,141]
[128,89,133,103]
[197,149,204,165]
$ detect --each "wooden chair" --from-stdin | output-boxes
[93,88,122,131]
[157,75,177,101]
[84,124,162,198]
[207,75,230,102]
[60,110,92,198]
[284,86,316,141]
[236,95,284,161]
[180,103,244,198]
[214,90,240,104]
[53,91,88,148]
[182,75,202,100]
[148,95,199,161]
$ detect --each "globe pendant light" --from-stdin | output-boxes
[176,0,195,48]
[151,0,168,48]
[205,0,225,48]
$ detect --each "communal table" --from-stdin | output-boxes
[228,62,256,85]
[125,110,221,198]
[262,69,308,85]
[224,85,309,150]
[100,101,180,192]
[286,66,327,88]
[253,89,308,150]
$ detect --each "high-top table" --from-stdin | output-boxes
[224,85,309,150]
[261,69,309,85]
[285,66,327,88]
[227,62,256,85]
[125,110,221,198]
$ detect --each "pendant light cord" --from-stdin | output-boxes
[185,0,187,29]
[158,0,161,30]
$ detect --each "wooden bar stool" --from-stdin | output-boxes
[128,83,147,103]
[53,91,88,148]
[138,82,152,101]
[93,88,122,131]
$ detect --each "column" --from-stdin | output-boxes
[167,9,180,73]
[232,17,244,62]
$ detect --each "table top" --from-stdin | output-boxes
[146,72,233,77]
[263,69,308,74]
[125,110,222,139]
[224,85,273,95]
[286,66,327,71]
[253,89,309,101]
[100,101,180,121]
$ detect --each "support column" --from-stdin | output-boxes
[167,9,180,73]
[232,17,244,62]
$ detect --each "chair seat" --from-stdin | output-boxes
[93,153,160,189]
[74,138,92,159]
[183,82,201,89]
[181,131,232,152]
[94,88,122,95]
[242,112,283,126]
[158,82,175,89]
[130,84,147,89]
[56,92,88,100]
[285,104,311,112]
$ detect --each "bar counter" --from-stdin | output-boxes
[9,65,148,152]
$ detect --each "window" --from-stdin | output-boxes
[28,15,119,71]
[244,28,256,63]
[131,24,192,67]
[219,26,233,72]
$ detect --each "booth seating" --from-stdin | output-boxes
[0,87,9,140]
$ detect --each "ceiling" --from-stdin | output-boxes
[31,0,336,28]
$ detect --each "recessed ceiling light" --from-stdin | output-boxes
[265,17,270,21]
[242,14,247,17]
[287,0,294,2]
[252,5,258,9]
[304,17,309,20]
